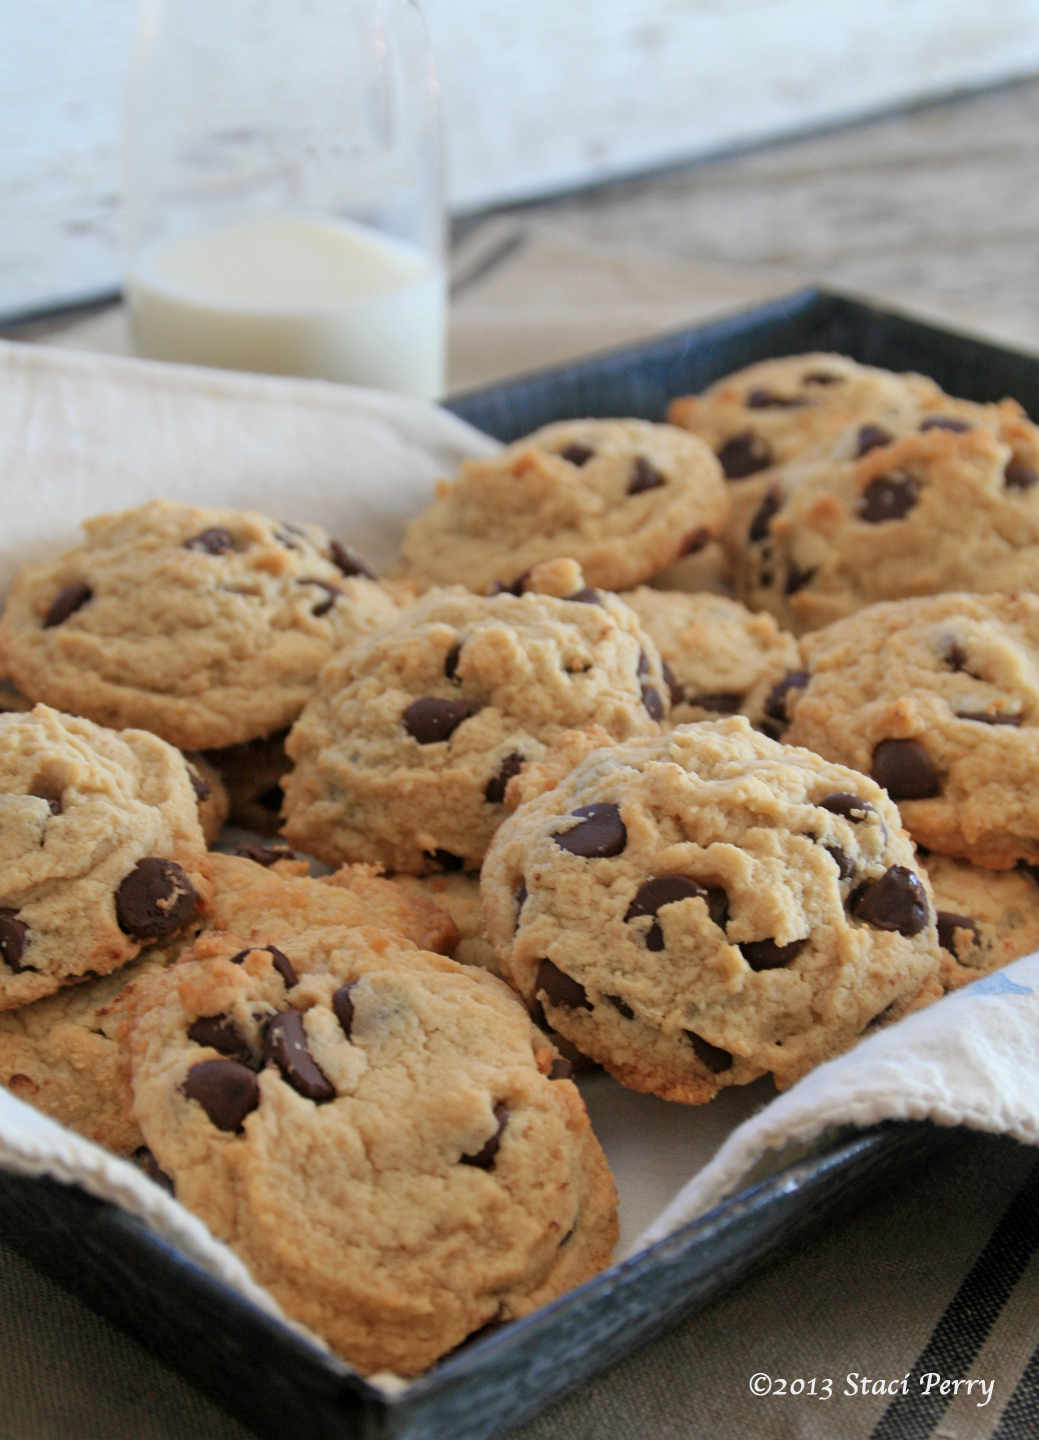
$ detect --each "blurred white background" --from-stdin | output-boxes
[4,0,1039,320]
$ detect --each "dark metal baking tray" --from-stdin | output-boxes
[2,285,1031,1440]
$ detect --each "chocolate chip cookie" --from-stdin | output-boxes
[122,927,618,1375]
[786,593,1039,868]
[282,585,669,873]
[482,718,942,1102]
[0,705,211,1008]
[182,752,229,845]
[622,587,801,733]
[392,419,728,594]
[727,418,1039,635]
[203,731,291,836]
[0,499,399,750]
[921,852,1039,991]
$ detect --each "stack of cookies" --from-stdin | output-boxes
[0,354,1034,1374]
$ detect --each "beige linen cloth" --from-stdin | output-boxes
[3,232,1039,1440]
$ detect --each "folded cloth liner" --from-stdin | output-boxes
[1,341,1037,1389]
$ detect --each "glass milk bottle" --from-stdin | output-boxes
[124,0,445,398]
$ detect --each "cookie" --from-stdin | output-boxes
[122,927,618,1375]
[622,588,801,733]
[390,869,499,975]
[921,852,1039,991]
[204,731,291,836]
[392,419,728,594]
[0,946,176,1153]
[0,705,211,1008]
[182,752,230,845]
[282,585,670,873]
[0,499,399,750]
[209,852,459,956]
[727,419,1039,635]
[785,593,1039,868]
[482,718,942,1102]
[667,352,986,480]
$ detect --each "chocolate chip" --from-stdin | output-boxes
[548,1058,573,1080]
[307,580,340,617]
[403,697,471,744]
[264,1011,335,1102]
[461,1103,508,1169]
[661,660,683,706]
[184,762,210,803]
[920,416,971,433]
[850,866,929,936]
[553,803,626,858]
[44,582,92,628]
[426,849,466,871]
[184,1059,259,1131]
[560,443,595,467]
[785,562,817,596]
[333,984,356,1039]
[485,752,525,804]
[566,587,603,606]
[641,685,664,721]
[637,649,650,676]
[803,371,843,386]
[855,424,893,457]
[819,792,879,824]
[536,959,591,1010]
[746,387,806,409]
[229,944,298,989]
[256,784,284,814]
[0,911,30,973]
[824,845,856,879]
[739,937,807,971]
[329,541,376,579]
[717,432,773,480]
[444,644,461,680]
[115,858,198,939]
[625,875,726,950]
[187,1014,255,1068]
[274,524,304,550]
[936,911,980,955]
[514,883,528,933]
[748,487,782,543]
[1005,456,1039,491]
[871,739,940,800]
[858,474,919,523]
[488,570,530,598]
[234,843,295,867]
[943,638,969,671]
[606,993,635,1019]
[684,1031,733,1073]
[956,711,1022,726]
[132,1147,174,1193]
[628,457,665,494]
[764,670,809,724]
[685,691,742,714]
[184,527,234,555]
[681,526,711,555]
[45,798,61,816]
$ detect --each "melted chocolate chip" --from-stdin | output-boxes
[560,443,595,467]
[0,911,30,973]
[785,562,817,596]
[858,474,919,523]
[1005,456,1039,491]
[749,487,782,543]
[824,845,856,879]
[553,803,626,858]
[763,670,809,724]
[264,1011,335,1102]
[746,387,806,410]
[685,1031,733,1073]
[310,583,341,617]
[132,1147,174,1193]
[717,432,773,480]
[536,959,591,1010]
[229,944,298,989]
[855,424,893,457]
[485,752,524,804]
[234,842,295,867]
[333,984,356,1039]
[184,763,210,803]
[461,1103,508,1169]
[803,371,843,386]
[871,739,940,800]
[850,866,929,936]
[403,697,471,744]
[427,849,466,871]
[329,541,376,579]
[686,691,742,714]
[920,416,971,433]
[115,859,198,939]
[444,644,461,681]
[956,711,1022,726]
[739,937,807,971]
[514,883,528,933]
[606,993,635,1019]
[184,527,235,555]
[628,457,666,494]
[44,582,92,628]
[187,1014,255,1068]
[641,685,664,721]
[625,875,727,950]
[566,587,604,606]
[548,1057,573,1080]
[936,911,980,955]
[818,792,879,824]
[184,1059,259,1131]
[662,660,683,707]
[944,639,969,671]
